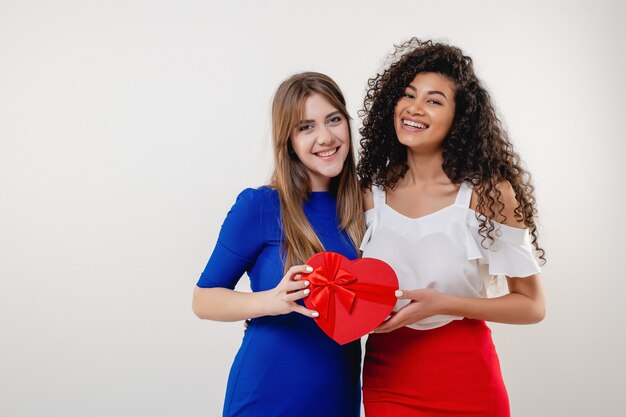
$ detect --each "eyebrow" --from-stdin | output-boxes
[299,111,342,124]
[406,84,448,100]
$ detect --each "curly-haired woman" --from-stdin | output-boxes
[358,39,546,417]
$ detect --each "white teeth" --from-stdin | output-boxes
[316,148,338,157]
[403,120,427,129]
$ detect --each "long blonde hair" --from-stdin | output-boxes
[270,72,364,271]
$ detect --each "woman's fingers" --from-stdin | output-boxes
[395,289,420,300]
[284,279,309,293]
[267,264,319,317]
[291,304,319,318]
[284,287,310,302]
[283,265,313,282]
[372,313,405,333]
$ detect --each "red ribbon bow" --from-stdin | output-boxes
[306,252,357,319]
[304,252,398,339]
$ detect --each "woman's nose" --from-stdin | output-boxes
[316,124,335,144]
[406,100,424,115]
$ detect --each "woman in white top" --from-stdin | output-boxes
[357,38,546,417]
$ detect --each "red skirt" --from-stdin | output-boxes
[363,319,510,417]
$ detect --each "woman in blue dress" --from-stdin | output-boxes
[192,72,365,417]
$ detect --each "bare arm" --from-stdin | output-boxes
[192,265,319,322]
[374,274,544,333]
[446,274,544,323]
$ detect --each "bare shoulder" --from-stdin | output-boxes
[470,180,525,228]
[363,188,374,211]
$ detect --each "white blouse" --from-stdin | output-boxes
[360,182,541,330]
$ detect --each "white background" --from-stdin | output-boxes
[1,0,625,416]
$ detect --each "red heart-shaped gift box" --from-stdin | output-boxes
[302,252,398,345]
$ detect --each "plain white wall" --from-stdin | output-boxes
[1,0,624,416]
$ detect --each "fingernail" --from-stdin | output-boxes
[312,311,319,317]
[303,289,310,295]
[304,280,310,287]
[305,266,313,272]
[395,290,403,297]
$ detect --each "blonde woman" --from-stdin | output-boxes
[193,72,364,417]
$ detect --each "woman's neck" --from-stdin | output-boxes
[402,148,449,186]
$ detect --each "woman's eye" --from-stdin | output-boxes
[298,124,314,132]
[403,92,414,99]
[427,99,442,105]
[328,116,342,124]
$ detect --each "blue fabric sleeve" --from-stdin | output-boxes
[196,188,266,289]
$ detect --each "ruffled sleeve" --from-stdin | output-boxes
[465,210,541,278]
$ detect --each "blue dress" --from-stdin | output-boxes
[197,186,361,417]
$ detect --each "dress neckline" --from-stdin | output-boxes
[306,191,336,207]
[381,182,470,221]
[308,191,333,198]
[383,201,457,221]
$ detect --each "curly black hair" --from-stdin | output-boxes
[357,38,545,262]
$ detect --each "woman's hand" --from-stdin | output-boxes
[260,265,319,318]
[192,265,319,322]
[372,288,451,333]
[371,274,546,333]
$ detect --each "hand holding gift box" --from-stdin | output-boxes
[303,252,399,345]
